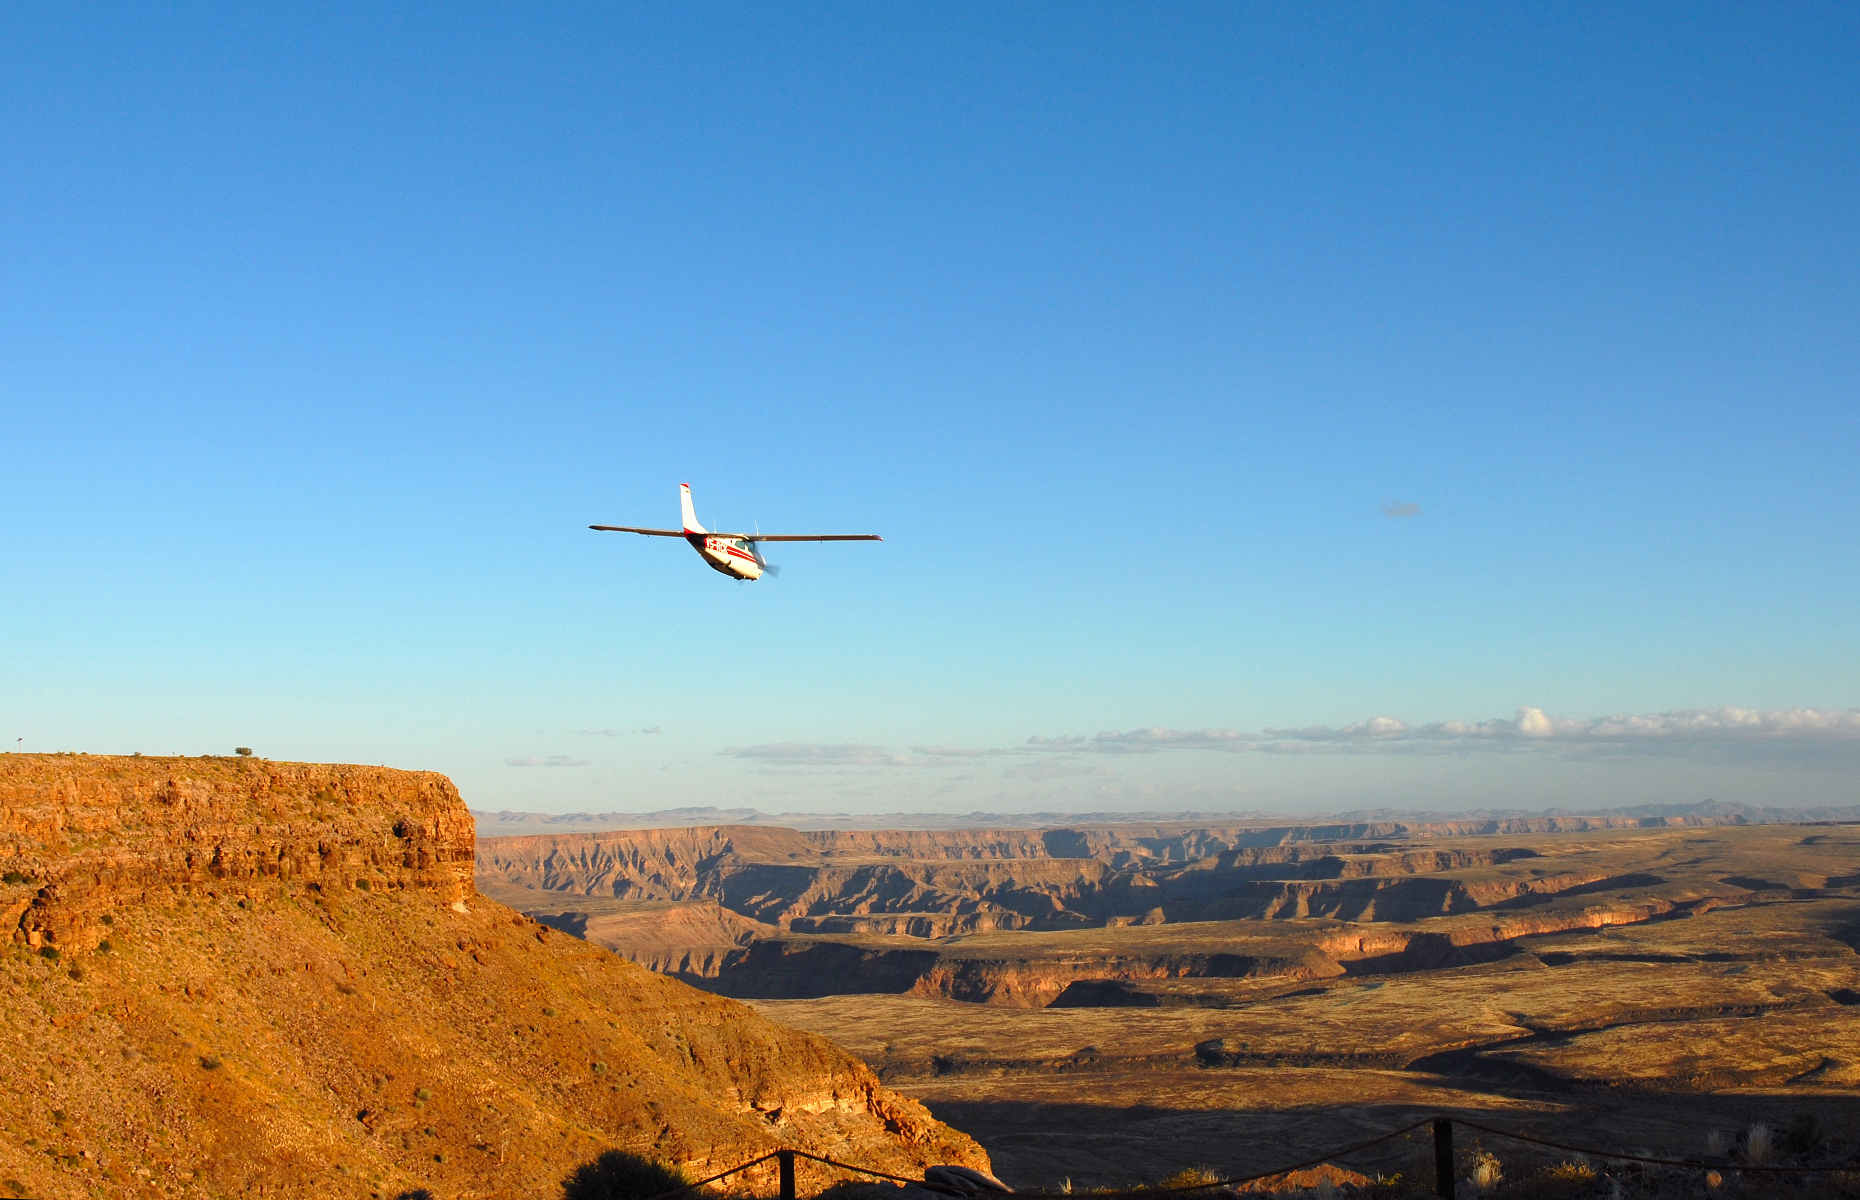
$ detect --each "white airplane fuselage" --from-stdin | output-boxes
[689,532,763,580]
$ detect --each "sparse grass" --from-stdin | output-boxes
[1469,1150,1503,1191]
[1155,1165,1222,1190]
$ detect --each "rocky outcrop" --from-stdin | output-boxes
[0,756,987,1200]
[2,755,473,955]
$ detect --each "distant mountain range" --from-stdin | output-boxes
[472,797,1860,836]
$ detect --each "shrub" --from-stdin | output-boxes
[1745,1122,1774,1164]
[414,1087,433,1101]
[1784,1111,1824,1158]
[1517,1159,1595,1199]
[3,870,30,885]
[1156,1166,1222,1189]
[1469,1150,1502,1191]
[199,1056,221,1071]
[235,747,254,757]
[38,946,59,961]
[561,1150,693,1200]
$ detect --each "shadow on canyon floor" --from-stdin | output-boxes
[911,1093,1860,1193]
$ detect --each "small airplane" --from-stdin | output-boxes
[590,483,882,580]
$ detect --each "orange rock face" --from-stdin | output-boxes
[0,755,987,1200]
[2,755,474,954]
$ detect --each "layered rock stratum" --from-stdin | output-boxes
[0,755,985,1200]
[477,817,1835,1004]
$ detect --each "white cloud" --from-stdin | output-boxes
[712,708,1860,778]
[1027,728,1255,754]
[1267,706,1860,750]
[1516,706,1555,737]
[505,754,590,768]
[909,744,1013,760]
[1381,500,1422,518]
[721,742,910,767]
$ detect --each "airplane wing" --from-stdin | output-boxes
[588,525,689,536]
[726,534,884,542]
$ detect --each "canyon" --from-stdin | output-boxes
[481,816,1860,1186]
[474,817,1846,1005]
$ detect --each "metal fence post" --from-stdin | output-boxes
[1433,1118,1455,1200]
[778,1149,796,1200]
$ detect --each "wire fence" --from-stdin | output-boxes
[638,1112,1860,1200]
[4,1112,1856,1200]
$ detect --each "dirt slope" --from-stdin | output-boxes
[0,755,985,1200]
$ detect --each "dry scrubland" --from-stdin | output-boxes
[0,756,983,1200]
[485,820,1860,1193]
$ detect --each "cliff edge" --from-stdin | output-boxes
[0,755,986,1200]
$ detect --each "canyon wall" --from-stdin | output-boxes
[479,816,1839,1009]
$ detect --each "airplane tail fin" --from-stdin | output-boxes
[679,482,705,534]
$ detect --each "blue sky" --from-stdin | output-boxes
[6,3,1857,813]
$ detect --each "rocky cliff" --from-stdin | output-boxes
[2,756,474,957]
[0,755,985,1200]
[480,818,1852,1010]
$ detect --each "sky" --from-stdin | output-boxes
[5,3,1858,815]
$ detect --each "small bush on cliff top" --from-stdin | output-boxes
[3,870,30,885]
[235,747,253,756]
